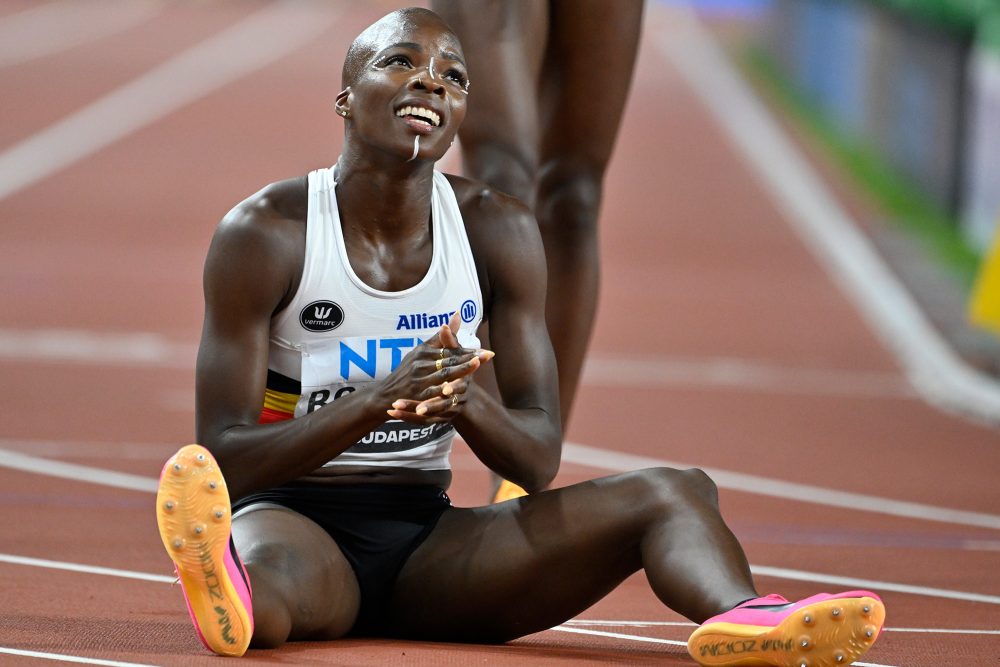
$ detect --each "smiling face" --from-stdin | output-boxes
[337,9,469,163]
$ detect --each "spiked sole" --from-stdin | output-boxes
[156,445,252,656]
[687,596,885,667]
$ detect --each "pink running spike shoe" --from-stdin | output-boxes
[687,591,885,666]
[156,444,254,656]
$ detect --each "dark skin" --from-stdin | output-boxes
[431,0,645,435]
[194,8,757,648]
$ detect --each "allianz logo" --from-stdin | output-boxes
[396,310,456,331]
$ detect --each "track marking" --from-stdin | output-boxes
[2,525,999,606]
[565,621,1000,634]
[0,328,914,400]
[0,0,161,69]
[550,624,684,646]
[751,564,1000,605]
[0,553,172,584]
[0,328,195,368]
[4,438,999,533]
[0,648,158,667]
[561,441,1000,531]
[0,448,157,493]
[583,355,913,398]
[0,0,341,202]
[653,6,1000,426]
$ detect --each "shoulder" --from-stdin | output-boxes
[442,173,546,299]
[442,173,537,244]
[210,176,308,260]
[219,176,308,238]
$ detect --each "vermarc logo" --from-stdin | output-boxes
[300,300,345,332]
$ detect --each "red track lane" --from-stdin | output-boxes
[0,2,997,665]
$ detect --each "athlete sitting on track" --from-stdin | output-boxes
[430,0,645,502]
[155,8,886,666]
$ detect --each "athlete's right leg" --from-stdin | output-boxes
[156,445,360,655]
[233,505,361,648]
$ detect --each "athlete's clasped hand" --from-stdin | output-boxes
[381,309,494,423]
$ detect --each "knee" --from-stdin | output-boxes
[633,467,720,514]
[535,160,605,237]
[462,141,538,205]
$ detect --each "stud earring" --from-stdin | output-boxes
[336,108,350,118]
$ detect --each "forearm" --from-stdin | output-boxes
[199,388,388,500]
[453,382,562,491]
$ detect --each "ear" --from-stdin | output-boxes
[334,87,352,119]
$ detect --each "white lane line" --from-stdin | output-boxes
[583,355,914,398]
[0,448,157,493]
[2,503,999,606]
[0,438,174,461]
[0,326,914,400]
[4,437,999,533]
[565,620,1000,634]
[550,625,685,646]
[562,441,1000,531]
[654,7,1000,426]
[0,443,1000,604]
[751,564,1000,605]
[552,627,896,667]
[0,0,161,69]
[0,329,196,368]
[0,0,340,202]
[0,553,172,584]
[0,648,158,667]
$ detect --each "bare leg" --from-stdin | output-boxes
[535,0,644,429]
[385,468,757,641]
[231,506,361,647]
[431,0,548,206]
[432,0,551,501]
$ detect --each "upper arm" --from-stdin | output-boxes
[467,192,560,419]
[195,197,301,445]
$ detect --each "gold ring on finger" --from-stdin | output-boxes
[439,347,446,359]
[435,358,444,371]
[451,394,459,407]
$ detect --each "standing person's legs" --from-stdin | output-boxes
[431,0,551,502]
[430,0,548,206]
[535,0,644,431]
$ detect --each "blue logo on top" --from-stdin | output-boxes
[460,299,477,323]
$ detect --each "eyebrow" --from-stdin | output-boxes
[375,42,466,67]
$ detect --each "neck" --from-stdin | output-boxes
[334,141,436,240]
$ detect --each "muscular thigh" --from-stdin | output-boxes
[540,0,644,168]
[233,506,360,640]
[431,0,549,202]
[385,473,656,642]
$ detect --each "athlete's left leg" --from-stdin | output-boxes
[383,467,885,666]
[385,467,757,640]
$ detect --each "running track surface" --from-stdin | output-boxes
[0,2,998,665]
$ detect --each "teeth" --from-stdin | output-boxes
[396,105,440,127]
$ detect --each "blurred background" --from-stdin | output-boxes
[720,0,1000,370]
[1,2,999,664]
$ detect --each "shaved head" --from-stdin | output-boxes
[342,7,457,87]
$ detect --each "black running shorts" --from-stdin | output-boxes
[231,482,451,634]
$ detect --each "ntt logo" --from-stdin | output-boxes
[300,300,344,332]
